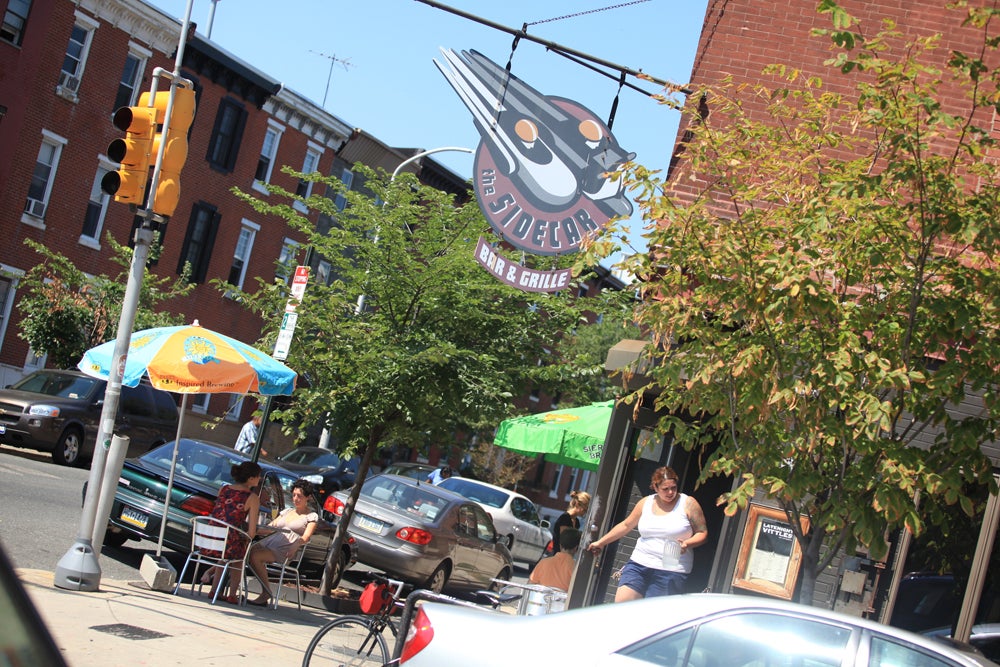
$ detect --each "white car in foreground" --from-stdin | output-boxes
[397,593,998,667]
[437,477,551,565]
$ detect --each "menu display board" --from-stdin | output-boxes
[732,503,809,599]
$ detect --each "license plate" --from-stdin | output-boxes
[355,514,384,534]
[0,425,5,434]
[120,506,149,530]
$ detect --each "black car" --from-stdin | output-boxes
[103,438,356,586]
[276,446,364,501]
[0,369,179,466]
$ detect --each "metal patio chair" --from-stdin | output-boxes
[174,516,251,605]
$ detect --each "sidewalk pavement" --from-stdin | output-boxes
[18,568,355,666]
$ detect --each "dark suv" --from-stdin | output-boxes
[0,369,179,466]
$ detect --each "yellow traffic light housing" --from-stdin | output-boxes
[147,88,196,218]
[102,105,157,204]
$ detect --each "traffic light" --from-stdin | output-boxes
[101,105,156,204]
[148,87,196,218]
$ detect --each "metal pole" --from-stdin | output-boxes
[54,226,154,591]
[356,146,473,314]
[54,0,196,592]
[955,474,1000,642]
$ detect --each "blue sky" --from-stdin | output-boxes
[147,0,709,262]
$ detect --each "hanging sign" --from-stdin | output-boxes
[435,48,635,292]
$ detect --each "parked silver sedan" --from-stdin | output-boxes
[326,474,513,594]
[397,593,999,667]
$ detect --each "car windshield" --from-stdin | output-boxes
[438,478,509,509]
[12,372,99,400]
[280,449,342,468]
[362,477,446,521]
[140,440,243,488]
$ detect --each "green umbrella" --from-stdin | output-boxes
[494,400,613,471]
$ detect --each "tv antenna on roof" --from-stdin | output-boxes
[309,50,354,109]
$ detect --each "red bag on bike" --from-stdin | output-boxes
[359,581,391,615]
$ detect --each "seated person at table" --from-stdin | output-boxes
[529,528,581,592]
[202,461,262,604]
[246,479,318,607]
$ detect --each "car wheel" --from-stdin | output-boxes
[490,567,512,591]
[103,530,128,548]
[425,563,450,593]
[53,427,84,466]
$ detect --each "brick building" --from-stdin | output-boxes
[0,0,470,449]
[573,0,1000,623]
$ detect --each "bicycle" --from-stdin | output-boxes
[302,572,520,667]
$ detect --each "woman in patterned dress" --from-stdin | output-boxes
[205,461,262,604]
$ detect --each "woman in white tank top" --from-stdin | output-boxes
[587,466,708,602]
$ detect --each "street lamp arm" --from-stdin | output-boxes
[391,146,474,181]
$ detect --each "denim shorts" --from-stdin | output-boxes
[618,560,688,597]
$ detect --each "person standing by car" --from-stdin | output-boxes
[587,466,707,601]
[530,528,581,592]
[235,415,267,457]
[550,491,590,555]
[203,461,262,604]
[426,465,452,485]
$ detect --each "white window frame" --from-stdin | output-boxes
[276,237,299,283]
[80,155,116,249]
[190,393,210,415]
[115,42,150,109]
[293,141,324,212]
[227,219,259,291]
[334,167,354,211]
[253,120,285,194]
[22,130,68,228]
[0,266,23,359]
[225,394,245,423]
[57,11,99,102]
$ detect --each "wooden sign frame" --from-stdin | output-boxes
[732,503,809,600]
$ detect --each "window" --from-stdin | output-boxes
[294,143,323,212]
[316,259,331,286]
[113,45,150,111]
[0,268,21,356]
[333,167,354,211]
[190,393,210,415]
[206,98,247,173]
[225,394,244,423]
[81,158,115,247]
[253,121,284,192]
[1,0,31,46]
[620,612,851,667]
[23,130,67,226]
[227,220,258,290]
[276,238,299,283]
[58,13,98,100]
[869,636,954,667]
[176,203,220,283]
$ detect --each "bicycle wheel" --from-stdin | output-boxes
[302,616,390,667]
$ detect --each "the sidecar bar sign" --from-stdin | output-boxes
[475,238,572,293]
[436,48,635,257]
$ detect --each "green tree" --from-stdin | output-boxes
[232,164,625,593]
[16,236,193,369]
[587,3,1000,604]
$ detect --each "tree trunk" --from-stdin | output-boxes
[797,526,826,606]
[320,427,383,596]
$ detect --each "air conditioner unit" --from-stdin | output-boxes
[24,198,46,218]
[58,71,81,93]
